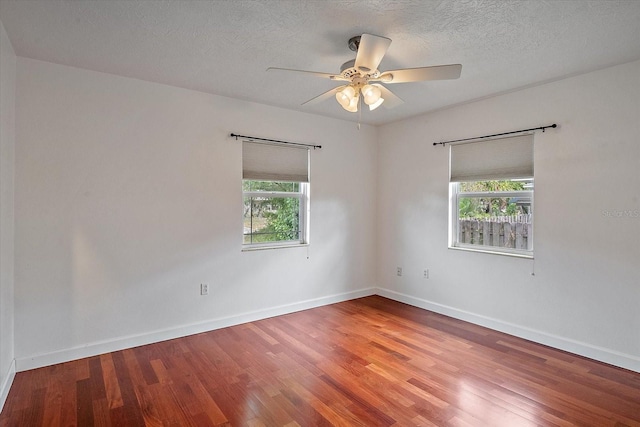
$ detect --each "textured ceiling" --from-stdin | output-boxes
[1,0,640,125]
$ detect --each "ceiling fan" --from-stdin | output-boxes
[268,34,462,113]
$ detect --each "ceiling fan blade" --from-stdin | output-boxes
[374,84,404,109]
[354,34,391,74]
[267,67,347,81]
[378,64,462,83]
[301,85,347,106]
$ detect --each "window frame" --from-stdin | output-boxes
[449,181,534,258]
[242,180,309,250]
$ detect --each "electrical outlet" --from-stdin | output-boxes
[423,269,429,279]
[200,283,209,296]
[397,267,402,277]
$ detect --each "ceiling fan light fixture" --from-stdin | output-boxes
[362,84,382,105]
[336,85,359,110]
[336,85,355,108]
[344,93,359,112]
[336,91,350,108]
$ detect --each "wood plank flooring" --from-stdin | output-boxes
[1,296,639,426]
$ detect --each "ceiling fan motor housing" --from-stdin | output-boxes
[340,59,380,80]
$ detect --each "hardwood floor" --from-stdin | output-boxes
[1,296,639,426]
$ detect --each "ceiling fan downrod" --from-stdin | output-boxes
[348,36,361,52]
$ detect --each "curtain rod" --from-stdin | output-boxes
[433,124,557,147]
[230,133,322,149]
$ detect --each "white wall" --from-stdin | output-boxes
[377,60,640,371]
[0,19,16,408]
[14,58,378,369]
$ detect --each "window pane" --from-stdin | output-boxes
[457,195,532,250]
[243,180,300,192]
[243,196,301,244]
[459,178,533,193]
[458,195,531,218]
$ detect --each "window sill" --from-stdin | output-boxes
[242,243,309,252]
[449,245,533,259]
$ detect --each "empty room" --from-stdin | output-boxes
[1,1,639,425]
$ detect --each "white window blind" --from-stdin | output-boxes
[450,134,534,182]
[243,141,309,182]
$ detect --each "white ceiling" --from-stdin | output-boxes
[1,0,640,125]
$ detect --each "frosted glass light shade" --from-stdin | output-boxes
[345,94,359,112]
[362,84,382,105]
[343,86,356,99]
[336,91,350,108]
[336,85,357,109]
[368,97,384,110]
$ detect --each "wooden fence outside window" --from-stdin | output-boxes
[459,214,532,250]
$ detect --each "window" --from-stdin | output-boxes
[243,180,307,245]
[451,179,533,254]
[449,134,534,257]
[242,141,309,248]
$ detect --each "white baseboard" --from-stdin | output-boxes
[16,287,376,372]
[0,359,16,414]
[14,287,640,374]
[376,288,640,373]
